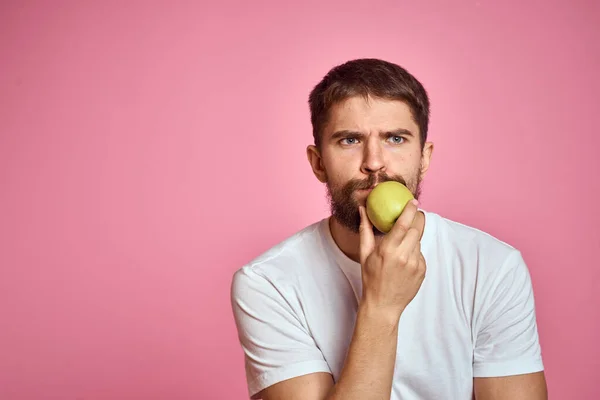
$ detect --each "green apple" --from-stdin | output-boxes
[366,181,415,233]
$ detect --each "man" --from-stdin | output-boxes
[230,58,547,399]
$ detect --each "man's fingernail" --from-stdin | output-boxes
[411,199,419,206]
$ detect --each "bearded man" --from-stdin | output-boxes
[230,58,547,400]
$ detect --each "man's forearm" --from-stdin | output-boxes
[325,303,401,400]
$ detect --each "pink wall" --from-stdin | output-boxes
[1,1,598,399]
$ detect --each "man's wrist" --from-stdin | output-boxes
[357,301,402,333]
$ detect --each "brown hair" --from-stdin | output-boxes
[308,58,430,149]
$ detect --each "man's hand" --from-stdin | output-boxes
[358,199,426,323]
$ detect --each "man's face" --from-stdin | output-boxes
[307,95,433,235]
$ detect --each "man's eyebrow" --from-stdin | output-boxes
[330,128,415,140]
[330,130,364,140]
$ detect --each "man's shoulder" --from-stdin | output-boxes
[432,211,518,254]
[429,211,526,276]
[231,218,329,294]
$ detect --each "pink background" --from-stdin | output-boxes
[1,1,598,399]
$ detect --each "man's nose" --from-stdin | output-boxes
[360,138,385,174]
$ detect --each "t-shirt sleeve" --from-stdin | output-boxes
[230,265,332,398]
[473,250,545,377]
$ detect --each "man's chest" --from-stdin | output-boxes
[303,261,476,399]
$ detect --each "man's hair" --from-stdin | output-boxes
[308,58,430,150]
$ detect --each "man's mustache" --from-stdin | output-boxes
[345,173,408,191]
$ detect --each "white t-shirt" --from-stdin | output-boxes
[230,210,544,399]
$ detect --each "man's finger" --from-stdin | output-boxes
[384,199,419,247]
[395,227,420,261]
[410,236,421,259]
[359,206,375,265]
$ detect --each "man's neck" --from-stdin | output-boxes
[329,211,426,264]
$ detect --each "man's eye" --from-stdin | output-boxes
[341,137,359,145]
[389,136,405,144]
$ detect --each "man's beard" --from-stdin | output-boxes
[325,172,422,236]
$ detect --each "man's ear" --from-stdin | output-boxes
[306,145,327,183]
[420,141,434,180]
